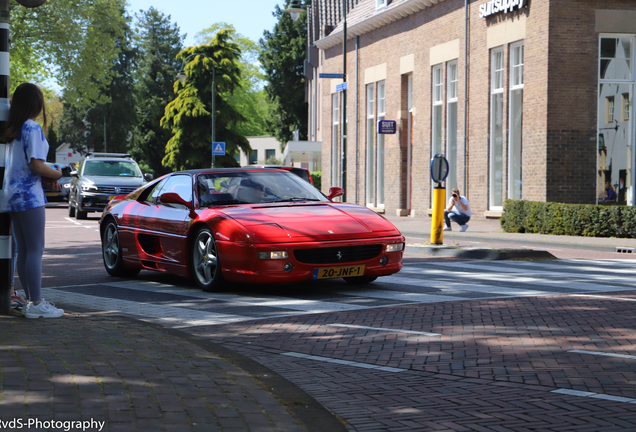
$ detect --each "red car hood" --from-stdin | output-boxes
[218,203,400,243]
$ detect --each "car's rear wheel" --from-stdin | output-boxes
[190,226,225,291]
[102,220,140,277]
[343,276,378,285]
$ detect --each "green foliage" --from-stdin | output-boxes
[259,2,308,145]
[129,7,184,176]
[161,32,251,170]
[10,0,128,106]
[196,23,269,140]
[262,155,283,165]
[46,128,58,162]
[311,171,321,190]
[501,199,636,238]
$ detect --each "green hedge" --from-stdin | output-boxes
[500,199,636,238]
[311,171,321,190]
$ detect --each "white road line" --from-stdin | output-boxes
[399,267,635,292]
[568,350,636,360]
[551,388,636,404]
[42,287,254,328]
[335,286,473,303]
[64,217,84,226]
[281,352,407,373]
[327,324,441,337]
[570,294,636,302]
[373,276,554,297]
[91,280,378,312]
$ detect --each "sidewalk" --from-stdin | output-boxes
[384,215,636,259]
[0,309,346,432]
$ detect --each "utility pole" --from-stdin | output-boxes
[0,0,48,315]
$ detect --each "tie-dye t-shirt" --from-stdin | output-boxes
[0,119,49,213]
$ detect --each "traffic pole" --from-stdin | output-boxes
[0,0,11,315]
[430,184,445,245]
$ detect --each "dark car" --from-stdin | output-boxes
[44,163,72,202]
[243,164,314,185]
[68,153,152,219]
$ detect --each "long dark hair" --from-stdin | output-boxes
[3,83,47,142]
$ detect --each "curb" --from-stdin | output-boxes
[406,244,557,260]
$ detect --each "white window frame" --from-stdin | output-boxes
[332,93,340,187]
[366,84,375,207]
[490,47,505,210]
[509,41,524,201]
[376,0,387,11]
[377,80,386,208]
[446,61,458,194]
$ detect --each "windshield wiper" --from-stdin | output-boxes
[273,197,322,202]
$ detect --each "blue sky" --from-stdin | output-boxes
[126,0,285,47]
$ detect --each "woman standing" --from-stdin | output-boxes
[0,83,64,318]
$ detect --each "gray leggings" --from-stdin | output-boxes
[10,206,45,302]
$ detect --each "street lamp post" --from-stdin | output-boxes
[83,107,107,153]
[286,0,347,201]
[177,53,216,168]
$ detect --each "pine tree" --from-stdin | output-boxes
[161,31,250,170]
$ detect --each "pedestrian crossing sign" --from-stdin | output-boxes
[212,142,226,155]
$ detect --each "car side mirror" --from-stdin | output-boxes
[144,173,153,182]
[70,170,79,178]
[159,192,192,208]
[327,187,344,201]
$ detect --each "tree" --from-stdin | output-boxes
[129,7,184,176]
[196,23,269,143]
[259,2,308,146]
[161,31,250,170]
[10,0,127,106]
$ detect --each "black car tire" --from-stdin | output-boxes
[76,209,87,219]
[102,219,140,277]
[68,202,75,217]
[343,276,378,285]
[190,226,225,291]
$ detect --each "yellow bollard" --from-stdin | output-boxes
[430,186,446,245]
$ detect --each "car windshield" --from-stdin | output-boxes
[197,171,328,207]
[83,160,142,177]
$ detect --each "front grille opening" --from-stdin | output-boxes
[293,245,382,264]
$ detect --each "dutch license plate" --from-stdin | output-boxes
[45,192,58,197]
[312,265,365,279]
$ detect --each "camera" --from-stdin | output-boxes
[452,193,457,198]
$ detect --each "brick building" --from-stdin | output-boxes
[303,0,636,219]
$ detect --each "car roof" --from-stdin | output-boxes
[174,168,291,175]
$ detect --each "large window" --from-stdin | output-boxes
[366,84,375,206]
[446,61,458,193]
[509,42,524,200]
[332,93,340,187]
[490,48,504,209]
[377,81,386,207]
[432,65,443,156]
[599,36,635,205]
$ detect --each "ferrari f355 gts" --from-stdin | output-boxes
[99,168,404,291]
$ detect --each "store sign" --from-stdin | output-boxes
[479,0,525,18]
[377,120,396,134]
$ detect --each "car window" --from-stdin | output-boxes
[83,160,142,177]
[157,175,192,209]
[142,178,169,204]
[198,171,326,205]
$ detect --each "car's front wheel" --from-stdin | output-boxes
[190,226,225,291]
[102,220,140,277]
[68,202,75,217]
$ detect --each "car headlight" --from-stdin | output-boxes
[386,243,405,252]
[63,183,71,189]
[257,251,289,260]
[81,184,98,192]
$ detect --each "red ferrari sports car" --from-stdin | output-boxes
[99,168,404,291]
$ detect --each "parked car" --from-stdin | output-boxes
[99,168,404,291]
[243,164,314,185]
[44,163,72,202]
[69,153,152,219]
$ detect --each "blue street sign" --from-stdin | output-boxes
[319,73,344,79]
[336,82,348,92]
[377,120,397,134]
[212,142,226,155]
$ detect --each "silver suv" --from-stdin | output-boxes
[68,153,152,219]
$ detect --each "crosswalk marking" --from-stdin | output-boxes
[43,259,636,328]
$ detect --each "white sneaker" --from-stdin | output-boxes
[460,224,469,232]
[24,299,64,319]
[443,226,451,231]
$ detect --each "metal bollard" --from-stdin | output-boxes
[430,185,445,245]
